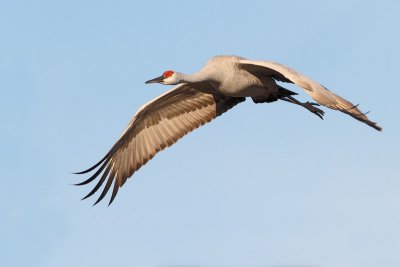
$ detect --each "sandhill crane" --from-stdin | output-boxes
[76,55,382,205]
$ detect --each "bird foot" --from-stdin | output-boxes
[302,102,325,119]
[279,96,325,120]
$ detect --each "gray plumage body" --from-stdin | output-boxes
[182,55,276,97]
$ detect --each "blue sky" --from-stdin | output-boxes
[1,1,400,267]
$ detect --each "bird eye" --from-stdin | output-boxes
[163,70,174,78]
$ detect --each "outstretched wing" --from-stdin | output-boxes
[75,83,245,205]
[239,59,382,131]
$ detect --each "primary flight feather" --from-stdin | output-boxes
[76,55,381,205]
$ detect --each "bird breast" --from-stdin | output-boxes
[218,73,267,97]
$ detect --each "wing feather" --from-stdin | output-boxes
[76,83,245,205]
[81,164,112,200]
[239,59,381,131]
[94,167,117,205]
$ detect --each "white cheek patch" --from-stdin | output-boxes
[163,74,178,84]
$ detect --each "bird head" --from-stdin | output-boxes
[145,70,181,85]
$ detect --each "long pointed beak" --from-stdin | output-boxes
[145,76,164,84]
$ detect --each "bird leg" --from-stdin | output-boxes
[280,95,325,119]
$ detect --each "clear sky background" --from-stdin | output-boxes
[1,1,400,267]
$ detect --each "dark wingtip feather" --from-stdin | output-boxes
[359,118,382,132]
[73,153,109,175]
[74,161,108,186]
[108,179,120,206]
[93,171,116,206]
[371,122,383,132]
[75,177,96,186]
[340,108,382,132]
[81,165,111,201]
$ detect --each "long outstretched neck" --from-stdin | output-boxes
[179,71,209,84]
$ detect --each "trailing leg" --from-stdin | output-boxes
[280,95,325,120]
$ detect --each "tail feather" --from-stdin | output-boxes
[252,85,297,104]
[277,85,298,97]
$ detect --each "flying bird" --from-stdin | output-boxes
[75,55,382,205]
